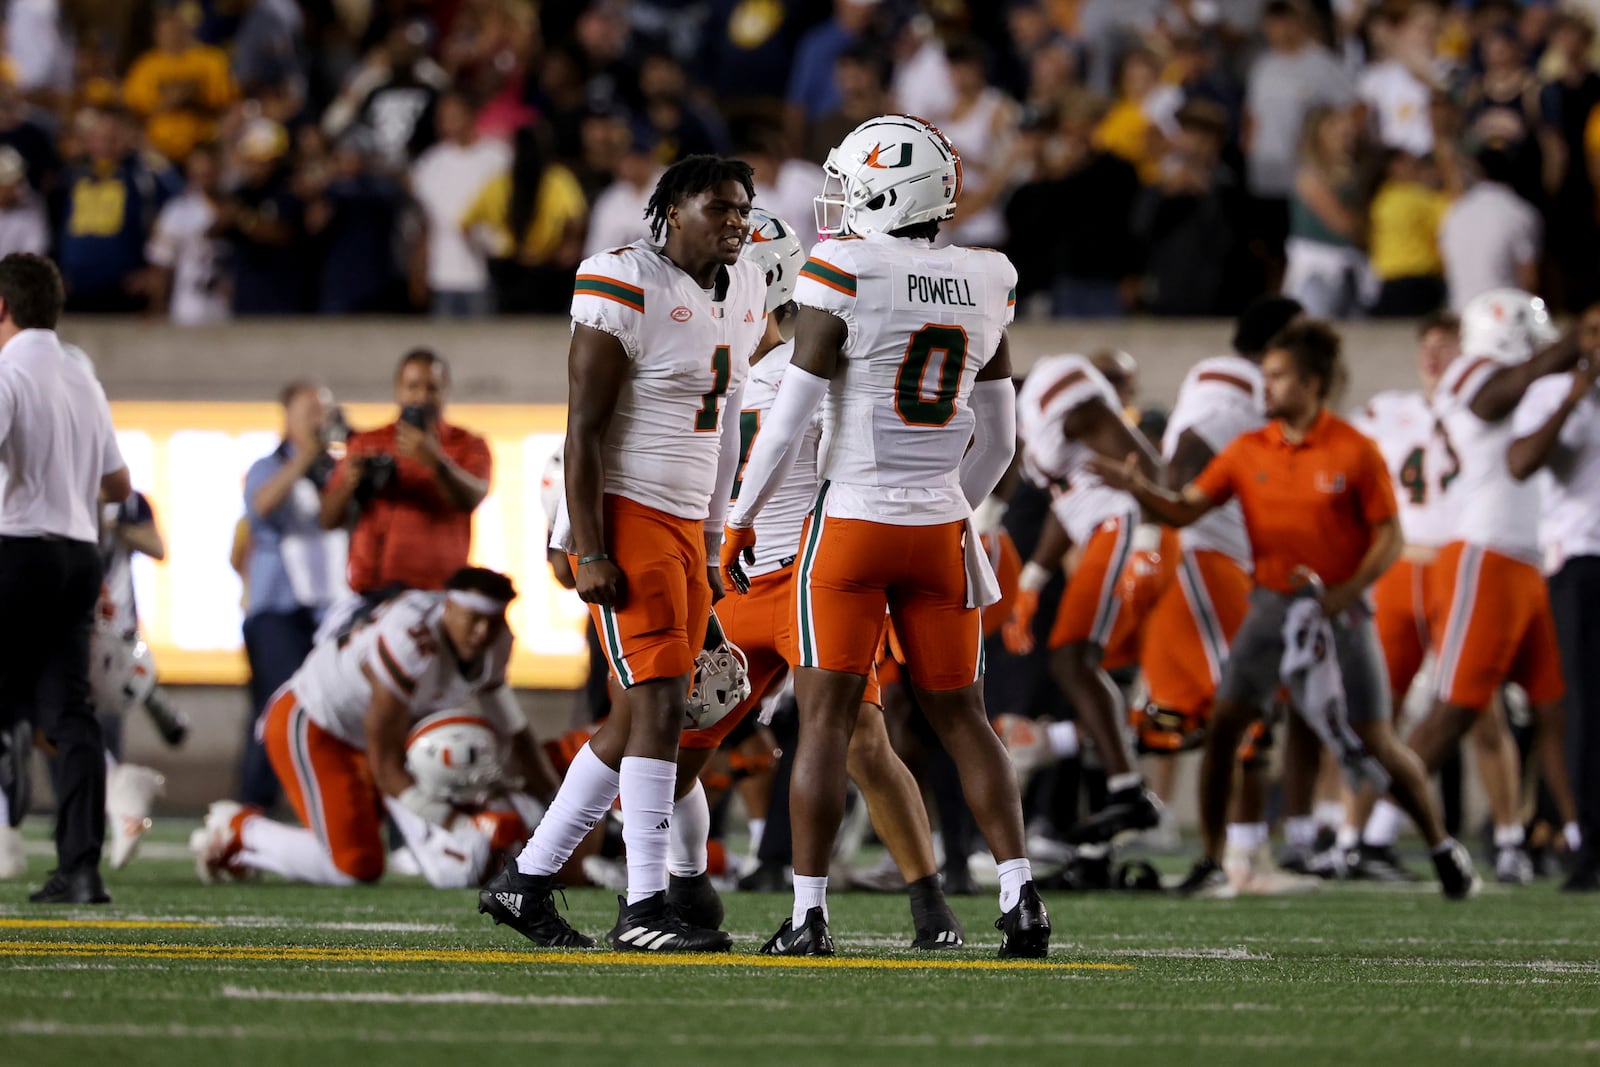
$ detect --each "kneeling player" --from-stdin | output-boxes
[191,568,557,889]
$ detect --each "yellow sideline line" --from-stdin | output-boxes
[0,941,1129,972]
[0,919,218,930]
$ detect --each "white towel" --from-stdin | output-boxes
[1279,599,1390,792]
[963,517,1002,610]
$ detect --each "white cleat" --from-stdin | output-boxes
[1495,846,1535,886]
[1226,843,1322,896]
[106,764,165,870]
[993,714,1054,786]
[0,823,24,879]
[190,800,247,884]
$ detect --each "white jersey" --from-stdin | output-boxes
[1432,354,1539,560]
[559,243,766,537]
[97,491,155,638]
[1163,356,1263,569]
[1016,355,1137,544]
[1353,389,1458,549]
[794,232,1015,526]
[734,341,822,578]
[291,591,516,748]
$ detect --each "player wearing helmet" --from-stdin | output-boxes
[724,115,1048,958]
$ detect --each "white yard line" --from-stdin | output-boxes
[221,986,612,1007]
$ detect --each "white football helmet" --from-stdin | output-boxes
[815,113,962,238]
[742,208,806,312]
[405,712,505,807]
[685,613,752,731]
[1460,288,1558,364]
[89,623,157,715]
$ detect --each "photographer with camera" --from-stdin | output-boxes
[319,348,490,600]
[239,381,351,809]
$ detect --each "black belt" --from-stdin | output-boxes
[0,533,70,543]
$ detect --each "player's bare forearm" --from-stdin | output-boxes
[1068,397,1163,484]
[1507,396,1580,481]
[788,305,846,379]
[1135,481,1213,528]
[1027,511,1071,572]
[1472,331,1580,422]
[565,325,628,558]
[1165,429,1216,491]
[118,521,166,562]
[362,670,414,798]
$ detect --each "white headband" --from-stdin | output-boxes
[447,590,510,615]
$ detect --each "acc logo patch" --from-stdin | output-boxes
[671,306,693,322]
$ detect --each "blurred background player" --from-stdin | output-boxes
[726,115,1046,958]
[191,567,554,890]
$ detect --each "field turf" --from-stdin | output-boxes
[2,823,1598,1066]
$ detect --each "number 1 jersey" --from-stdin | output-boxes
[794,232,1016,526]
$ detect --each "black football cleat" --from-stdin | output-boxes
[609,891,732,953]
[478,864,595,948]
[737,861,789,893]
[1171,857,1236,899]
[1349,843,1421,883]
[666,871,725,930]
[1433,841,1481,901]
[1063,785,1163,845]
[761,906,834,956]
[28,866,110,904]
[909,884,965,951]
[995,881,1050,959]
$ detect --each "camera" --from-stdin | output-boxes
[400,404,432,430]
[321,405,352,447]
[354,453,396,506]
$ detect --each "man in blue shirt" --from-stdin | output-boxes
[784,0,882,147]
[238,381,348,809]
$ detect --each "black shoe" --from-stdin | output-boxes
[141,691,189,748]
[478,865,595,948]
[1561,864,1600,893]
[761,906,834,956]
[909,883,964,951]
[0,718,31,827]
[609,891,732,953]
[941,863,981,897]
[666,872,725,930]
[1063,785,1163,845]
[1172,857,1235,898]
[29,866,110,904]
[1432,841,1482,901]
[1350,843,1421,883]
[995,881,1050,959]
[736,861,788,893]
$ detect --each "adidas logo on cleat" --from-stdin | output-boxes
[934,931,958,944]
[495,892,522,918]
[615,926,679,950]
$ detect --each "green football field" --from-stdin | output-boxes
[2,824,1597,1067]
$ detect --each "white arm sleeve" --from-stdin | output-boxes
[729,365,830,528]
[705,380,746,533]
[959,379,1017,509]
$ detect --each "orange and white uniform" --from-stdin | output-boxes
[1137,356,1262,743]
[552,244,767,687]
[737,232,1016,692]
[1353,389,1459,697]
[1016,354,1142,664]
[1430,356,1565,709]
[260,591,518,882]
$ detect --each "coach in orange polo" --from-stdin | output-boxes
[1096,318,1476,899]
[320,349,490,595]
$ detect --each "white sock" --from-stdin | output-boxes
[748,817,766,855]
[793,873,828,927]
[1565,821,1583,853]
[669,779,710,878]
[620,755,676,905]
[1284,815,1318,849]
[237,816,356,886]
[517,743,620,876]
[1106,772,1142,794]
[1363,800,1404,848]
[1336,824,1360,851]
[1046,721,1079,759]
[1431,836,1461,856]
[1313,800,1346,829]
[1227,822,1268,850]
[996,857,1032,912]
[1493,823,1525,850]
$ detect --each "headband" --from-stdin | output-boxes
[447,589,510,615]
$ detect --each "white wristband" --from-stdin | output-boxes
[1131,522,1162,553]
[1020,561,1052,593]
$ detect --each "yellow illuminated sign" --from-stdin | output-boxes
[111,402,589,689]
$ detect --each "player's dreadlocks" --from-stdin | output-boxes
[644,155,756,242]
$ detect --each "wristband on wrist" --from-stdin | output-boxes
[1131,522,1162,553]
[1019,561,1052,593]
[577,553,610,566]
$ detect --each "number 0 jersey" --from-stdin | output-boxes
[794,232,1016,526]
[734,340,823,578]
[1162,356,1264,570]
[1016,354,1137,545]
[561,244,766,536]
[289,591,517,748]
[1432,355,1540,561]
[1352,389,1458,549]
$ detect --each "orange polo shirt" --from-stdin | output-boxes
[1192,409,1398,594]
[333,420,492,593]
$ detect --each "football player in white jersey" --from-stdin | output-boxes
[480,156,767,953]
[724,115,1048,957]
[190,567,557,889]
[1003,354,1166,845]
[1348,312,1528,883]
[1401,290,1584,863]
